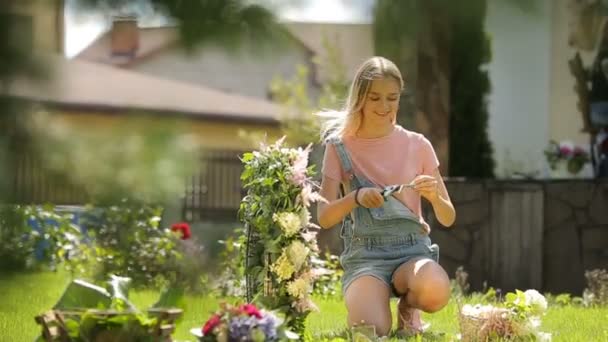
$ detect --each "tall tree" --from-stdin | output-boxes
[374,0,452,175]
[448,0,494,177]
[373,0,541,177]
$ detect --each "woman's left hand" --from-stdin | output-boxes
[411,175,439,202]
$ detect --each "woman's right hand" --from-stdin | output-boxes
[355,187,384,208]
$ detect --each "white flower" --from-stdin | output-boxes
[273,212,302,237]
[300,208,311,227]
[528,316,541,329]
[536,332,552,342]
[287,275,312,299]
[301,229,318,243]
[524,289,548,315]
[271,253,295,281]
[461,304,509,320]
[286,240,310,272]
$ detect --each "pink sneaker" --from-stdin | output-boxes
[397,298,428,335]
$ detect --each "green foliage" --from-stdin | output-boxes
[0,205,39,271]
[45,276,179,342]
[72,0,289,54]
[0,204,89,273]
[270,34,349,146]
[27,112,200,204]
[311,253,343,299]
[82,200,182,288]
[448,0,495,177]
[214,228,247,297]
[373,0,496,177]
[27,205,91,274]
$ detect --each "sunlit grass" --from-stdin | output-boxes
[1,271,607,341]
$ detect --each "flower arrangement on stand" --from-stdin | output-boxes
[238,137,325,336]
[459,289,552,341]
[190,303,297,342]
[544,140,590,177]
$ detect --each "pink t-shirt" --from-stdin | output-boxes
[322,125,440,219]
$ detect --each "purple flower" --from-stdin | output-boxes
[229,316,258,341]
[257,311,279,341]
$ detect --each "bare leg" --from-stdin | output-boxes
[344,276,392,337]
[392,258,450,332]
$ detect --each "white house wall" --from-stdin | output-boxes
[485,0,552,178]
[549,0,595,145]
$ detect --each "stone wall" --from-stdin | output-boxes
[316,179,608,295]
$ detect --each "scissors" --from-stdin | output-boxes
[381,182,416,200]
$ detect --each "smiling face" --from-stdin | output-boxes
[334,56,404,138]
[361,77,401,126]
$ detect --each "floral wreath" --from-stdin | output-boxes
[239,137,325,334]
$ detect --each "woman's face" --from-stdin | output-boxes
[361,77,401,125]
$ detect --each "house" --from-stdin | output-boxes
[75,18,374,101]
[3,2,285,221]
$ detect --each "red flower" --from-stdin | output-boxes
[202,314,221,335]
[239,303,262,319]
[171,222,191,240]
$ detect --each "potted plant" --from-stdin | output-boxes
[544,140,590,178]
[35,276,183,341]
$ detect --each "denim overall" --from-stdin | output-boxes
[331,140,439,296]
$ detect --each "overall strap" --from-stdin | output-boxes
[331,139,358,186]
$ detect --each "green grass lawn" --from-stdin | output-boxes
[1,271,607,341]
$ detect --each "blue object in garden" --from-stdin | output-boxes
[29,206,93,261]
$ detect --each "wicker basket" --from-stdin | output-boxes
[458,306,518,342]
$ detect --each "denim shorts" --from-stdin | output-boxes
[339,221,440,297]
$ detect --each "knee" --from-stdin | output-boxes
[414,274,451,313]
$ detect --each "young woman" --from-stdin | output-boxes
[317,56,456,336]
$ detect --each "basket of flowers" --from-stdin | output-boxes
[458,289,552,342]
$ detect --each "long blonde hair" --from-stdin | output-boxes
[318,56,404,142]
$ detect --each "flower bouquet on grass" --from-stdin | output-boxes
[190,303,298,342]
[458,289,552,341]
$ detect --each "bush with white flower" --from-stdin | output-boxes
[459,289,551,341]
[239,137,325,335]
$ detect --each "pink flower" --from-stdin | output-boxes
[573,146,586,156]
[559,146,572,157]
[288,144,312,186]
[202,314,221,335]
[299,184,328,207]
[239,303,262,319]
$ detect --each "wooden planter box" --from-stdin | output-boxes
[35,307,182,342]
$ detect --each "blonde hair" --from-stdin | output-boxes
[318,56,404,142]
